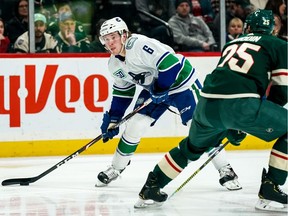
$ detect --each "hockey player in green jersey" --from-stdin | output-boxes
[136,9,288,212]
[96,17,242,191]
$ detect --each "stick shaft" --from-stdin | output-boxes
[169,141,230,198]
[2,98,152,186]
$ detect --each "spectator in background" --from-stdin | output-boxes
[14,13,59,53]
[190,0,215,25]
[226,17,243,42]
[136,0,175,24]
[168,0,216,52]
[0,18,10,53]
[273,14,282,35]
[265,0,287,40]
[210,0,235,15]
[34,0,56,22]
[70,0,93,24]
[47,0,86,38]
[6,0,29,52]
[250,0,268,9]
[135,0,175,46]
[273,13,287,41]
[265,0,286,16]
[212,0,253,46]
[54,11,91,53]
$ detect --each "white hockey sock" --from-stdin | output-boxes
[112,150,132,171]
[208,146,229,170]
[112,113,154,171]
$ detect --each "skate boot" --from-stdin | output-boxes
[218,164,242,190]
[134,172,168,208]
[95,165,124,187]
[255,168,287,212]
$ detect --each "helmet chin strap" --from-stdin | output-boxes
[118,33,127,56]
[118,44,125,56]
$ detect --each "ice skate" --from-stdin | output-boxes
[95,165,124,187]
[134,172,168,208]
[218,164,242,191]
[255,168,287,212]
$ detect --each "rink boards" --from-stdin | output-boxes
[0,136,274,157]
[0,53,276,157]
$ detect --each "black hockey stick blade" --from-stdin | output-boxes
[2,135,102,186]
[2,98,152,186]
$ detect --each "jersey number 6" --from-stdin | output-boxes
[143,45,154,54]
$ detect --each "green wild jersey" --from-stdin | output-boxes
[54,32,91,53]
[201,33,288,102]
[47,20,86,38]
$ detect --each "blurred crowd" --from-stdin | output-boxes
[0,0,287,53]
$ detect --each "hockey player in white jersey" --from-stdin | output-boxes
[96,17,242,191]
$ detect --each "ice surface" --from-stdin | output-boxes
[0,150,286,216]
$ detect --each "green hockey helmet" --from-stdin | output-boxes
[244,9,274,35]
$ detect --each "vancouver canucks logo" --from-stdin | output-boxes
[126,37,138,50]
[128,71,151,84]
[113,69,126,78]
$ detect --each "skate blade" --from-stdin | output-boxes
[95,179,108,187]
[223,180,242,191]
[134,197,164,209]
[255,199,288,213]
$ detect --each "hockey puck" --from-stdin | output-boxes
[20,182,29,186]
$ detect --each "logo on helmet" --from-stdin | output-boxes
[115,17,122,22]
[99,17,129,45]
[244,9,274,35]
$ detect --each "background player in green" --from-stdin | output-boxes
[135,9,288,212]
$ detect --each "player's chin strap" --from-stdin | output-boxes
[119,34,126,54]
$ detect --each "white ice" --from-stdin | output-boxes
[0,150,287,216]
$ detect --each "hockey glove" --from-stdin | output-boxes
[100,111,121,143]
[149,81,169,104]
[226,129,247,146]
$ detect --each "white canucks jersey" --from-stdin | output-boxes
[108,34,197,99]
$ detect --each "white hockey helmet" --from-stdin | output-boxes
[99,17,129,45]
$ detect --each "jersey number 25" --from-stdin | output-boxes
[218,43,261,74]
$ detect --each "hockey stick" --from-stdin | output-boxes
[169,140,230,199]
[2,98,152,186]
